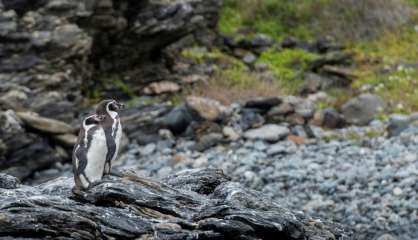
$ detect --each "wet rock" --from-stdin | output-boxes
[244,124,290,142]
[341,94,385,125]
[0,169,353,239]
[185,96,227,122]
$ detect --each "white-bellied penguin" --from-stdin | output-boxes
[72,114,107,190]
[95,99,124,176]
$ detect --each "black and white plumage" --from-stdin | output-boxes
[72,114,107,190]
[95,99,124,176]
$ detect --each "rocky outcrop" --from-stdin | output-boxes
[0,168,354,239]
[0,0,222,180]
[0,0,222,121]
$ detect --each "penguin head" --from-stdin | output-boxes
[96,99,125,116]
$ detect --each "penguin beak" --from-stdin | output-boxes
[116,102,125,110]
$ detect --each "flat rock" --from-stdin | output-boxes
[244,96,282,111]
[143,81,181,95]
[244,124,290,142]
[16,111,73,134]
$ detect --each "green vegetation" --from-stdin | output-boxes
[219,0,324,40]
[353,29,418,112]
[257,48,318,94]
[87,74,136,101]
[218,0,418,113]
[181,47,245,69]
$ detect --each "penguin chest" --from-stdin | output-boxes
[85,127,108,182]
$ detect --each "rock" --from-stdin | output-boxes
[387,114,411,137]
[0,110,64,180]
[160,104,194,134]
[0,173,20,189]
[139,143,156,156]
[251,33,274,48]
[376,234,398,240]
[393,187,403,196]
[16,111,73,134]
[309,52,353,72]
[244,96,282,111]
[244,124,290,142]
[222,126,240,141]
[301,72,325,93]
[237,108,265,130]
[143,81,181,95]
[242,52,257,64]
[320,65,357,80]
[185,96,227,122]
[288,135,305,145]
[0,169,353,239]
[341,94,385,125]
[314,108,346,129]
[52,133,77,147]
[194,133,224,151]
[268,102,294,117]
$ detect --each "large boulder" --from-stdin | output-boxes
[341,94,385,125]
[0,169,354,239]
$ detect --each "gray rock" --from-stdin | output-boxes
[387,114,411,137]
[242,52,257,64]
[1,169,353,239]
[185,96,227,122]
[139,143,156,156]
[0,173,20,189]
[341,94,385,125]
[194,133,224,152]
[244,124,290,142]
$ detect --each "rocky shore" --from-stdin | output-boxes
[1,1,418,240]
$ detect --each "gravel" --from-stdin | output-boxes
[117,124,418,240]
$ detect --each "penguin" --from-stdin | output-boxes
[95,99,124,176]
[72,114,107,190]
